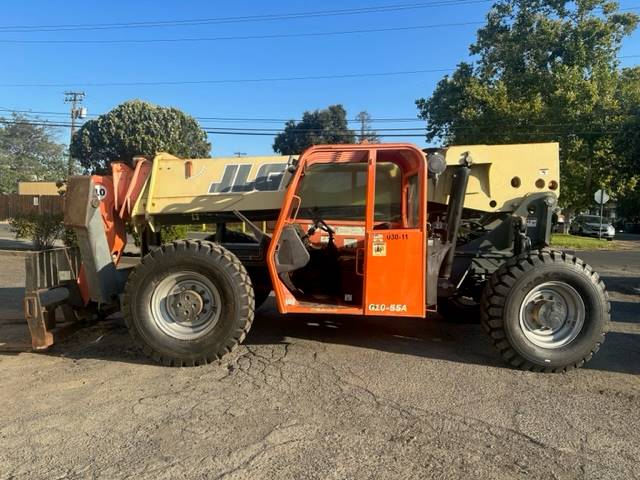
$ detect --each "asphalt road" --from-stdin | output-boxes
[0,248,638,479]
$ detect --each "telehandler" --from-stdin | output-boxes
[23,142,609,372]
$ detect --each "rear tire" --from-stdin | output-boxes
[480,250,609,372]
[123,240,254,366]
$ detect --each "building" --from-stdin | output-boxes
[17,182,61,196]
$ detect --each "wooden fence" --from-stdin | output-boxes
[0,194,64,220]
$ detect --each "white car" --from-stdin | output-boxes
[569,215,615,240]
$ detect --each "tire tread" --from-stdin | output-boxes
[122,240,255,367]
[480,249,608,373]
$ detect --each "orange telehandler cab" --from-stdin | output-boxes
[267,144,426,318]
[21,143,609,372]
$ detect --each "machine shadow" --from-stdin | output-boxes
[600,275,640,296]
[4,298,638,375]
[244,299,506,369]
[244,298,640,375]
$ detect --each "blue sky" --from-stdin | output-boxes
[1,0,639,157]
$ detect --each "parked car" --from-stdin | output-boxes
[569,215,615,240]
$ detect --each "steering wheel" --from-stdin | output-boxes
[302,218,335,243]
[313,219,335,235]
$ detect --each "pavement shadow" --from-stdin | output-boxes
[244,298,506,369]
[601,276,640,297]
[245,299,640,375]
[0,287,25,307]
[2,300,505,369]
[3,297,638,375]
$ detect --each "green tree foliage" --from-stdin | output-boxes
[273,104,355,155]
[416,0,639,211]
[9,213,64,250]
[71,100,211,173]
[612,66,640,221]
[355,111,380,144]
[0,114,67,194]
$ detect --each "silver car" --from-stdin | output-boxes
[570,215,615,240]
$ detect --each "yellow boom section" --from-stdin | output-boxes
[131,143,560,220]
[429,142,560,212]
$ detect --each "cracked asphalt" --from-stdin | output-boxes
[0,249,639,479]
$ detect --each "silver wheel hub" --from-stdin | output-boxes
[150,271,221,340]
[519,281,585,349]
[168,289,205,323]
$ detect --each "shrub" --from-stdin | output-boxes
[129,224,190,247]
[161,224,189,243]
[9,213,65,250]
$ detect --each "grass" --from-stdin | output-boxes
[550,233,618,250]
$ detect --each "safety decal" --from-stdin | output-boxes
[372,234,387,257]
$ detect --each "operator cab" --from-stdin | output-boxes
[267,144,427,318]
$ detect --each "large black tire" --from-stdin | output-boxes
[123,240,254,366]
[480,250,609,372]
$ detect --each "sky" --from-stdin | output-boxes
[1,0,639,157]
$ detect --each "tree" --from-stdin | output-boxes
[416,0,638,212]
[355,111,380,144]
[71,100,211,173]
[612,66,640,222]
[273,104,355,155]
[0,114,67,194]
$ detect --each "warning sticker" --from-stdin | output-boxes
[372,242,387,257]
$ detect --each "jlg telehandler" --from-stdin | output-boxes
[23,142,609,372]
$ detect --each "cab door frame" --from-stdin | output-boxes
[362,147,427,318]
[266,143,427,317]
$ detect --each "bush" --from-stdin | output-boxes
[129,224,190,247]
[9,213,65,250]
[161,224,189,243]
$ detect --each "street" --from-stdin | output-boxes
[0,245,638,479]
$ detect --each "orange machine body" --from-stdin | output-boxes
[76,159,152,305]
[266,143,427,318]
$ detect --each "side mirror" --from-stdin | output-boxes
[427,152,447,179]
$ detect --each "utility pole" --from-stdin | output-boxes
[64,91,86,175]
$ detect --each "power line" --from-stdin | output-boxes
[0,21,484,45]
[0,118,629,138]
[2,107,637,128]
[2,48,637,88]
[203,129,626,137]
[0,107,426,123]
[0,1,633,35]
[0,67,455,88]
[0,1,491,33]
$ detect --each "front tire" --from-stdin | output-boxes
[123,240,254,366]
[480,250,609,372]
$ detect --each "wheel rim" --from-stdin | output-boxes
[150,271,222,340]
[518,281,585,349]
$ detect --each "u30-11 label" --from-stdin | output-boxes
[386,233,409,240]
